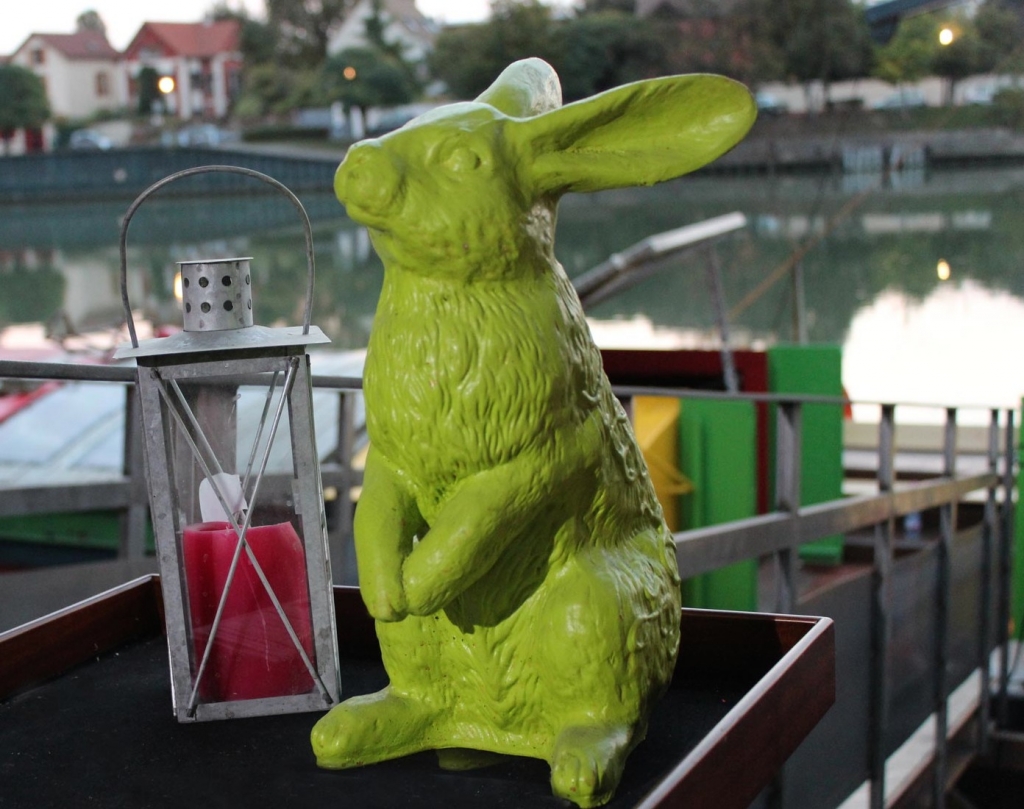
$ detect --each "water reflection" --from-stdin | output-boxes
[0,191,383,352]
[1,168,1022,411]
[845,281,1024,422]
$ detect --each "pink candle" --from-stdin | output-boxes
[183,521,316,702]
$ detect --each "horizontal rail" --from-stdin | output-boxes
[0,481,134,518]
[0,360,135,383]
[0,468,363,519]
[3,360,1008,414]
[0,360,364,391]
[675,472,1001,578]
[573,212,747,309]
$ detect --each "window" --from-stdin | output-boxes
[95,72,109,97]
[31,48,45,66]
[191,71,211,92]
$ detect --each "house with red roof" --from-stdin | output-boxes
[9,28,125,121]
[122,20,242,120]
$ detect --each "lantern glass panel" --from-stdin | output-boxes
[157,362,323,710]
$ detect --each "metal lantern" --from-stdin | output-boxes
[115,167,341,722]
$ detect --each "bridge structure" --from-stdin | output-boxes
[0,146,339,205]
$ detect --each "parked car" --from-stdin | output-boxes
[170,124,238,147]
[755,91,787,117]
[870,88,927,110]
[961,84,997,105]
[365,109,419,137]
[68,129,113,150]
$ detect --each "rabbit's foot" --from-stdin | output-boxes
[549,723,633,808]
[311,687,437,768]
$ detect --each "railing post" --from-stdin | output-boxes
[120,384,149,560]
[764,400,801,809]
[773,400,801,614]
[703,244,739,394]
[932,407,956,808]
[791,259,808,345]
[329,390,358,585]
[978,408,1000,754]
[870,404,896,809]
[997,408,1016,727]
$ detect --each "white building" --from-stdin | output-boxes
[328,0,437,64]
[9,29,126,120]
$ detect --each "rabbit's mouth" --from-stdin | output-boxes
[340,199,391,232]
[335,142,404,224]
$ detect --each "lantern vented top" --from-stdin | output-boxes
[180,257,254,333]
[115,165,329,361]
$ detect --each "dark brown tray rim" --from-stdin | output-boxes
[0,575,835,809]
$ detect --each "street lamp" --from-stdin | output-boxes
[115,166,341,722]
[939,27,955,46]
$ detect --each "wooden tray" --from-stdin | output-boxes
[0,576,834,808]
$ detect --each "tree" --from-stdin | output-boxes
[581,0,636,12]
[362,0,406,60]
[136,65,161,115]
[323,47,417,119]
[233,64,322,117]
[0,65,50,154]
[75,9,106,35]
[648,0,776,83]
[429,0,559,99]
[210,2,279,64]
[931,13,985,104]
[975,0,1024,73]
[762,0,873,107]
[873,13,938,87]
[265,0,359,67]
[549,13,671,101]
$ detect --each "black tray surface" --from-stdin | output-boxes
[0,635,758,808]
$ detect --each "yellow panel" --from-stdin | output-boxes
[632,396,689,531]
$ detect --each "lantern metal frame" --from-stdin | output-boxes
[115,166,341,722]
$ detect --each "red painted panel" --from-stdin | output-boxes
[601,348,771,513]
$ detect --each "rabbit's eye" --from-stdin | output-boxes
[442,146,482,173]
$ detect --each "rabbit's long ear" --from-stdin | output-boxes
[476,58,562,118]
[509,74,756,197]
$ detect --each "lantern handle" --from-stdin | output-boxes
[119,165,317,349]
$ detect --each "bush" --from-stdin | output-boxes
[993,87,1024,130]
[242,124,330,143]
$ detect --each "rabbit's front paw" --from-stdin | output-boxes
[312,687,436,767]
[362,575,408,622]
[550,724,632,808]
[403,564,450,617]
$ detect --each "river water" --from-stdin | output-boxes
[2,164,1022,423]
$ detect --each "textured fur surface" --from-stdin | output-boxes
[311,59,755,806]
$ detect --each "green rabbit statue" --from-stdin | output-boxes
[312,59,755,807]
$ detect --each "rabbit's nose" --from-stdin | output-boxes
[334,142,403,215]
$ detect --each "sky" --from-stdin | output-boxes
[1,0,492,55]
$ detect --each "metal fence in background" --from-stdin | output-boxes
[0,358,1018,809]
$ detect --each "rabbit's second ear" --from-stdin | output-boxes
[477,58,562,118]
[510,74,756,197]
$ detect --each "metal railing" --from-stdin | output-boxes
[0,359,1017,808]
[573,212,747,392]
[612,383,1016,809]
[0,359,365,579]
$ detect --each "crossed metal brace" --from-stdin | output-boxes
[153,357,331,715]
